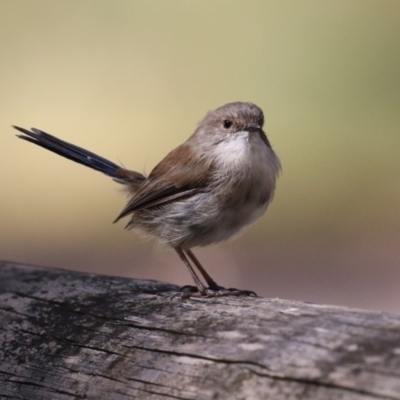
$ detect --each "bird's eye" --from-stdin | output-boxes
[223,120,233,129]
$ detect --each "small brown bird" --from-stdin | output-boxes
[13,102,281,298]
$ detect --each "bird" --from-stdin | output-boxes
[13,102,281,298]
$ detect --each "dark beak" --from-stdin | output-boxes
[245,123,261,132]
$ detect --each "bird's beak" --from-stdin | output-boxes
[245,123,261,132]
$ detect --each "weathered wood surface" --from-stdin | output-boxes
[1,262,400,400]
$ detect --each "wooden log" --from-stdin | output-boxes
[0,261,400,400]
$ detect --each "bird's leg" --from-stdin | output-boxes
[174,247,207,296]
[185,249,221,290]
[182,249,258,298]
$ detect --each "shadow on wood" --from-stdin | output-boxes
[0,261,400,399]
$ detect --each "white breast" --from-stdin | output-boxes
[213,131,280,193]
[182,131,281,248]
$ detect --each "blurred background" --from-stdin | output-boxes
[1,0,399,312]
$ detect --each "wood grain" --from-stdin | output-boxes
[1,261,399,400]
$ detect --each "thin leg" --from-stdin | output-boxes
[185,249,220,290]
[174,247,207,295]
[178,248,257,298]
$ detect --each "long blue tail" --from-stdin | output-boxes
[13,126,123,178]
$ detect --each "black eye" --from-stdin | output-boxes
[223,120,233,129]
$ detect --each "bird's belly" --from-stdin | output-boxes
[132,187,271,249]
[183,198,269,248]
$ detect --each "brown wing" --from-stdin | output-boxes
[113,144,213,222]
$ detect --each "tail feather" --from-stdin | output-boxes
[12,126,144,184]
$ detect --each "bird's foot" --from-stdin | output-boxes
[179,285,257,299]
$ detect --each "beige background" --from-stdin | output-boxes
[1,1,399,312]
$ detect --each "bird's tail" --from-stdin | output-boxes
[12,126,145,184]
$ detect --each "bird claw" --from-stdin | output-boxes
[178,285,257,299]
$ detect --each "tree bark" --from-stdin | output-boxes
[1,261,400,400]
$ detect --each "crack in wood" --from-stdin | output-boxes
[4,379,84,398]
